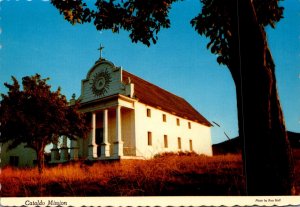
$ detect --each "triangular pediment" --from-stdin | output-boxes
[86,59,117,80]
[80,59,123,103]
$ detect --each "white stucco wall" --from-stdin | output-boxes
[121,108,136,156]
[134,102,212,158]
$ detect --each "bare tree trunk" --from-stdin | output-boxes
[229,0,295,195]
[36,142,46,174]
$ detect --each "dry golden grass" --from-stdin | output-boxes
[1,153,245,196]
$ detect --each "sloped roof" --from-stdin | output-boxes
[122,70,212,127]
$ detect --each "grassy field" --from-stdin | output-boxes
[2,151,299,197]
[1,153,245,196]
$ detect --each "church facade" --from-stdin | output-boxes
[50,58,212,163]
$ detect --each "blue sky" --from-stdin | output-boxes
[0,0,299,144]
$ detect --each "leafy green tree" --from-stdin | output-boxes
[50,0,295,194]
[0,74,89,173]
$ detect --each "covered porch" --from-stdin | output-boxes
[50,95,140,163]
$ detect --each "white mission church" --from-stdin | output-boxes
[1,54,213,167]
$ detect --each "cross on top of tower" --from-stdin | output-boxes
[98,44,105,59]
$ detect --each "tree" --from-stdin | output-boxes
[50,0,295,194]
[191,0,295,195]
[0,74,89,173]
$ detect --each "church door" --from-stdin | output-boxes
[96,128,103,157]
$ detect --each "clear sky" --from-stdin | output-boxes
[0,0,299,144]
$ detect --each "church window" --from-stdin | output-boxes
[188,122,191,129]
[33,160,38,166]
[147,108,151,117]
[177,118,180,126]
[178,137,181,149]
[148,131,152,146]
[164,135,168,148]
[162,114,167,122]
[9,156,19,167]
[189,140,193,151]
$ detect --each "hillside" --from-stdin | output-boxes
[212,131,300,155]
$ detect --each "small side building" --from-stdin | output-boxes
[0,142,37,167]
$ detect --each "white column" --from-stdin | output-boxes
[60,136,68,162]
[100,109,110,158]
[50,140,59,163]
[70,139,79,160]
[114,106,123,157]
[88,112,98,160]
